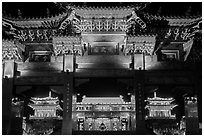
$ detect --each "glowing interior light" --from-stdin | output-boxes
[28,92,62,119]
[145,92,178,119]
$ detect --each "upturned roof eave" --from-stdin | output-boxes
[2,12,68,22]
[144,13,202,26]
[144,12,201,20]
[2,12,68,29]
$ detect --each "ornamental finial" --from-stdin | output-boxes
[157,7,162,15]
[185,6,192,16]
[46,8,50,17]
[49,91,52,98]
[18,9,22,18]
[154,92,157,98]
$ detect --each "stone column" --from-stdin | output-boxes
[134,70,146,134]
[2,60,15,134]
[61,72,73,135]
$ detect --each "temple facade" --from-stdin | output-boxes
[145,92,177,119]
[145,92,180,135]
[2,2,201,135]
[28,92,62,120]
[72,95,135,131]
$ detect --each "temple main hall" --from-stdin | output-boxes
[2,2,202,135]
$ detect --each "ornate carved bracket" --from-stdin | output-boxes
[2,40,25,61]
[125,35,156,55]
[74,19,128,33]
[165,20,202,41]
[53,36,82,56]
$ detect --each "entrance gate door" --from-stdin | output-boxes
[95,118,111,131]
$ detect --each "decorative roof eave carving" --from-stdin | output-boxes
[2,12,68,29]
[53,36,81,45]
[144,13,202,27]
[3,39,25,51]
[127,34,157,43]
[167,17,202,27]
[2,39,25,61]
[125,34,156,55]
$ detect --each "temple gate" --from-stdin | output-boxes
[2,2,201,135]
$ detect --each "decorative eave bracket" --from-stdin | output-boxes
[2,39,25,62]
[52,36,82,56]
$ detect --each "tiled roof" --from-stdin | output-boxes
[145,13,202,26]
[127,34,156,43]
[146,92,174,101]
[30,91,59,101]
[81,96,125,104]
[2,12,68,28]
[74,6,133,18]
[166,16,201,26]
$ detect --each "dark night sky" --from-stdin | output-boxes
[2,2,202,18]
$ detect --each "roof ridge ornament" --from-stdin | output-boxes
[59,10,77,30]
[18,9,22,19]
[127,10,146,29]
[154,92,157,98]
[49,91,52,98]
